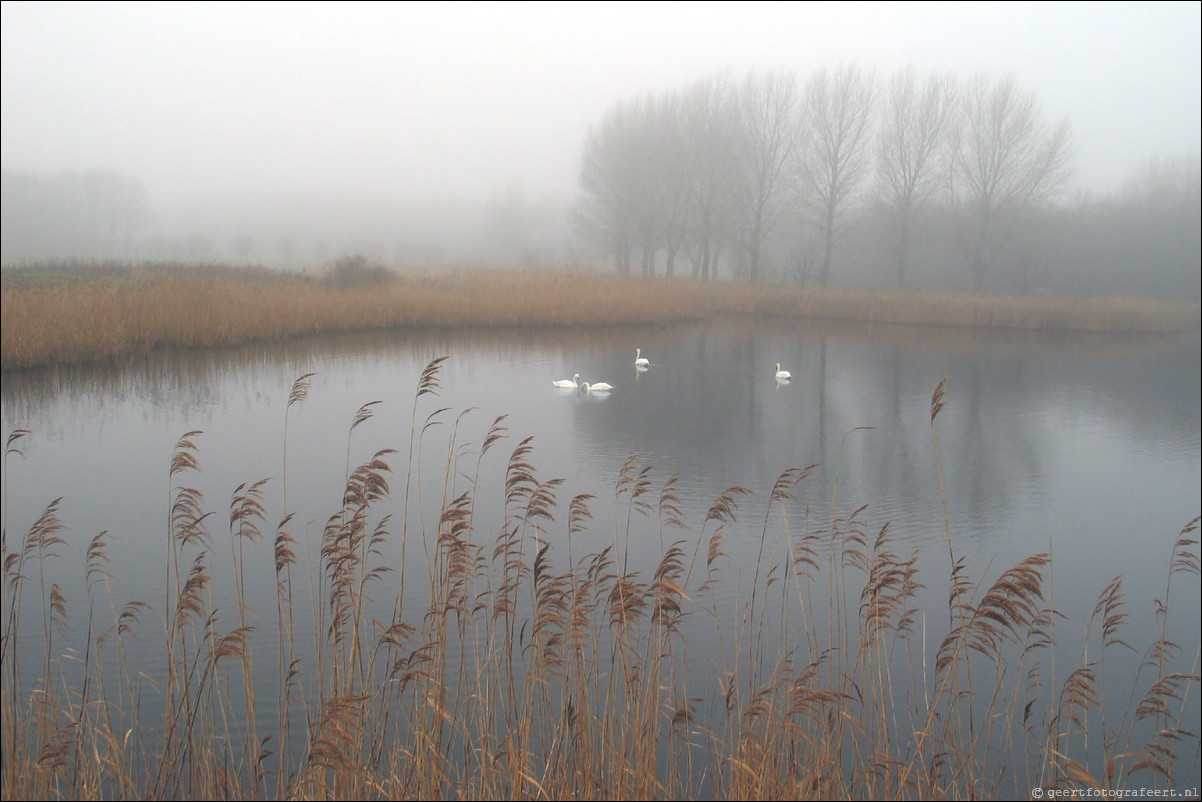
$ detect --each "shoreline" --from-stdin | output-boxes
[3,263,1198,370]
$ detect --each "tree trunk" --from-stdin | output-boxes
[819,209,835,287]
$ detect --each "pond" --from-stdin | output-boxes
[2,315,1199,798]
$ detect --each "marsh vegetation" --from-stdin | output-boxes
[1,352,1198,800]
[2,261,1197,370]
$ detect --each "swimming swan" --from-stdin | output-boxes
[775,363,792,381]
[634,348,650,368]
[553,373,581,388]
[581,381,614,393]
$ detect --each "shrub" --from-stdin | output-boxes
[324,255,395,288]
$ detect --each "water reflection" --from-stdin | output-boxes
[2,320,1197,601]
[8,326,1190,496]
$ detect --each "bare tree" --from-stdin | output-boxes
[575,92,690,277]
[573,99,642,274]
[0,168,150,260]
[795,64,877,287]
[681,73,742,279]
[877,67,957,287]
[734,69,799,282]
[231,231,255,263]
[277,236,298,265]
[653,91,694,277]
[1119,154,1201,299]
[952,73,1074,293]
[85,169,151,255]
[634,92,692,277]
[1120,153,1201,212]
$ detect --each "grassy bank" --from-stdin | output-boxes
[1,365,1198,800]
[2,262,1198,370]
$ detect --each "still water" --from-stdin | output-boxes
[2,315,1199,793]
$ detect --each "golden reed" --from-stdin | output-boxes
[3,263,1197,370]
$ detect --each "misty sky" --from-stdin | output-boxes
[3,1,1200,209]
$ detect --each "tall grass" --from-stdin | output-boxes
[2,262,1198,369]
[1,363,1198,800]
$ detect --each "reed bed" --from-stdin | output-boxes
[2,262,1198,370]
[1,364,1198,801]
[710,282,1202,335]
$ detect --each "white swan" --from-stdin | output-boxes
[553,373,581,388]
[634,348,650,368]
[581,381,614,393]
[775,363,792,381]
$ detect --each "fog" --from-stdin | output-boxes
[2,1,1200,281]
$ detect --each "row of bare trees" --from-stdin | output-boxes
[0,169,151,262]
[573,66,1075,292]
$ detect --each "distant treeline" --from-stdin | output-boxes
[572,67,1201,301]
[1,169,150,262]
[2,67,1199,301]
